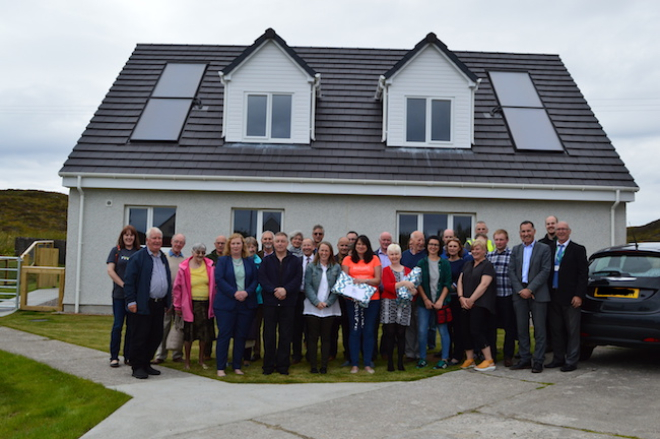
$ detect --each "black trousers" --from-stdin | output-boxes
[127,298,165,371]
[495,295,517,359]
[291,292,307,361]
[262,305,295,373]
[305,315,334,369]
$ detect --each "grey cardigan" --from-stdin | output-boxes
[304,262,342,307]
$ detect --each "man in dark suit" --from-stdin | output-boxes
[258,231,302,375]
[124,227,172,379]
[508,220,552,373]
[545,221,588,372]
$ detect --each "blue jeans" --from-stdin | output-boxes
[418,306,450,360]
[110,298,131,361]
[346,299,380,367]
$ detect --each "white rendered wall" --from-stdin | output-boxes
[387,45,473,148]
[223,41,312,144]
[63,188,627,314]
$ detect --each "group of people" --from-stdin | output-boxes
[106,216,588,380]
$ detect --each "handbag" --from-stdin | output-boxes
[166,314,184,350]
[436,305,453,324]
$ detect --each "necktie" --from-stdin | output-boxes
[552,244,565,289]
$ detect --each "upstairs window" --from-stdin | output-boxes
[406,97,452,143]
[245,93,292,139]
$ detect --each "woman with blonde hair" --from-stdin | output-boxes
[214,233,259,376]
[457,239,497,372]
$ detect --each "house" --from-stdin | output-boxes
[60,29,637,313]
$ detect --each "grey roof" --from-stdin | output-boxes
[60,37,638,189]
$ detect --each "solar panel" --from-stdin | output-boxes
[152,64,206,98]
[131,99,192,141]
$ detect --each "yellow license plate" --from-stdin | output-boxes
[594,287,639,298]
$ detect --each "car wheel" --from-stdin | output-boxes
[580,344,595,361]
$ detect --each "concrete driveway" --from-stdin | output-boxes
[0,326,657,439]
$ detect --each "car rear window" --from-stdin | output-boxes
[589,254,660,278]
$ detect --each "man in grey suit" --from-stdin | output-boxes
[508,220,552,373]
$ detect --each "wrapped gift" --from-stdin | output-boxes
[331,271,375,308]
[397,266,422,301]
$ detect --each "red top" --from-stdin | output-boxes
[342,256,382,300]
[382,265,412,300]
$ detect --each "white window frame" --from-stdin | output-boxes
[244,92,293,141]
[404,96,454,146]
[397,211,474,249]
[124,205,177,247]
[232,208,284,241]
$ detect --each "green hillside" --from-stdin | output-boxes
[0,189,68,255]
[627,218,660,243]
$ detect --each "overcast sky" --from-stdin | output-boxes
[2,0,658,226]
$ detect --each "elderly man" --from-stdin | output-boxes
[205,235,227,265]
[402,231,427,361]
[292,238,315,363]
[257,231,275,259]
[124,227,172,379]
[375,231,393,268]
[508,221,552,373]
[153,233,185,364]
[545,221,588,372]
[258,232,302,375]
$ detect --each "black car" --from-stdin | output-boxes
[580,242,660,360]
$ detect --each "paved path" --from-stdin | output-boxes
[1,326,658,439]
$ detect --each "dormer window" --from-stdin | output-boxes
[377,33,479,149]
[406,97,452,143]
[219,29,319,145]
[246,93,292,139]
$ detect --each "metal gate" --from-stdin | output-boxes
[0,256,21,315]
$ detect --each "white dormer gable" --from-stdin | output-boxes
[378,34,479,149]
[220,29,320,144]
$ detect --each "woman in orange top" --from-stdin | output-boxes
[341,235,382,373]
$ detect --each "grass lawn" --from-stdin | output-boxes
[0,310,511,383]
[0,311,474,384]
[0,350,130,439]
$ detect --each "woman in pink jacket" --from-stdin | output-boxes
[173,243,216,370]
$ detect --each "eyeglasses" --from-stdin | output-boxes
[313,232,324,236]
[194,251,206,255]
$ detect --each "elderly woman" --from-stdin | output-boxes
[416,236,452,369]
[288,231,304,257]
[304,241,342,374]
[341,235,382,373]
[106,225,141,367]
[457,239,497,372]
[381,243,416,371]
[172,243,216,370]
[214,233,259,377]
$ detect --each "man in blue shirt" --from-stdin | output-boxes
[124,227,172,379]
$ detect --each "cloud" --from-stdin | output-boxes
[2,0,659,226]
